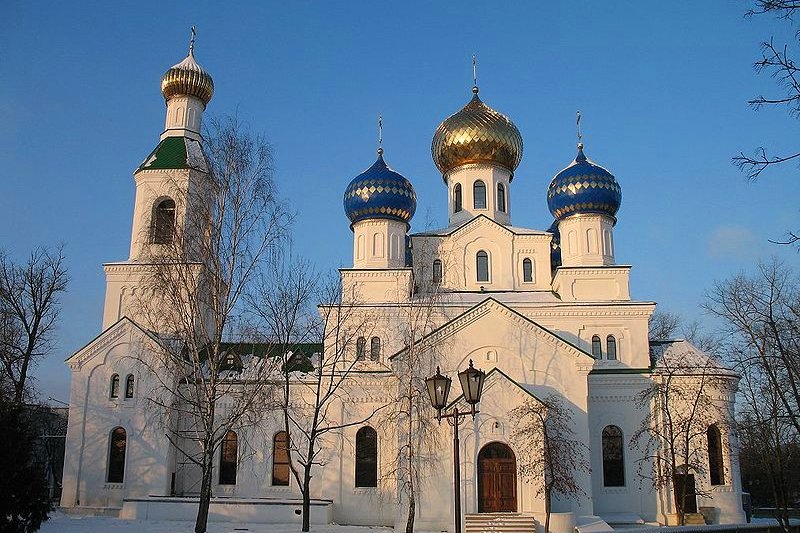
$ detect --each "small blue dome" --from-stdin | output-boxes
[343,150,416,226]
[547,144,621,221]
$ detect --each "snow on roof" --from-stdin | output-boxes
[649,339,736,376]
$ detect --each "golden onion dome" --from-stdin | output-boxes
[160,51,214,106]
[431,86,523,179]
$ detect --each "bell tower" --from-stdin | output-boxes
[101,31,215,330]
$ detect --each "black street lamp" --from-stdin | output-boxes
[425,360,486,533]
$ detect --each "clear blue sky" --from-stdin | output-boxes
[1,1,798,403]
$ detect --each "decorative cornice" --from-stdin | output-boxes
[339,268,412,280]
[554,266,632,276]
[67,320,131,370]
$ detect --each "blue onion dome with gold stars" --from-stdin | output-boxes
[161,45,214,106]
[547,143,622,221]
[432,86,523,180]
[343,149,417,226]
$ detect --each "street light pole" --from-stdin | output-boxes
[453,406,461,533]
[425,361,486,533]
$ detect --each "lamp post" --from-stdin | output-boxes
[425,360,486,533]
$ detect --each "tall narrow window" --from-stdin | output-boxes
[476,251,489,282]
[602,425,625,487]
[522,258,533,282]
[708,425,725,485]
[473,180,487,209]
[370,337,381,361]
[110,374,120,399]
[355,426,378,487]
[107,427,127,483]
[124,375,135,399]
[591,336,602,358]
[356,337,366,361]
[272,431,290,486]
[152,198,176,244]
[454,184,463,213]
[497,183,506,212]
[219,431,238,485]
[606,335,617,360]
[432,259,443,284]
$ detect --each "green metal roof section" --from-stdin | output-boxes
[137,136,209,172]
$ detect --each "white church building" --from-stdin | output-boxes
[60,40,747,531]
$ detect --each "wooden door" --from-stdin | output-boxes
[673,473,698,514]
[478,443,517,513]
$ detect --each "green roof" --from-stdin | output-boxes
[137,136,208,172]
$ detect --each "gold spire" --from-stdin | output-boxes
[377,114,383,156]
[472,54,478,94]
[160,27,214,106]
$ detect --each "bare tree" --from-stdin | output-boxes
[631,344,734,525]
[132,116,290,533]
[379,261,449,533]
[510,394,589,533]
[0,247,68,405]
[704,259,800,435]
[648,310,682,343]
[736,348,798,532]
[734,1,799,242]
[704,259,800,524]
[648,309,721,358]
[257,272,385,532]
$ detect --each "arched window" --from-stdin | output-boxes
[476,251,489,282]
[606,335,617,360]
[107,427,127,483]
[454,184,463,213]
[370,337,381,361]
[432,259,443,284]
[522,258,533,283]
[356,337,366,361]
[219,431,238,485]
[707,425,725,485]
[272,431,290,486]
[124,375,135,399]
[591,336,602,358]
[152,198,176,244]
[497,183,506,212]
[355,426,378,487]
[110,374,120,399]
[602,425,625,487]
[473,180,487,209]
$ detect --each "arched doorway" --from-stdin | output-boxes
[478,442,517,513]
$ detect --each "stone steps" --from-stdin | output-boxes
[683,513,707,525]
[465,513,537,533]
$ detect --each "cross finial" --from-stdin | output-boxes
[377,114,383,156]
[472,54,479,94]
[576,110,583,149]
[189,26,196,55]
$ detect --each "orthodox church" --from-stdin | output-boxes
[60,39,746,532]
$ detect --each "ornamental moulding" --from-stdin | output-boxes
[69,322,131,370]
[555,267,632,276]
[589,394,638,402]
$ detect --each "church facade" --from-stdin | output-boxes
[60,40,747,531]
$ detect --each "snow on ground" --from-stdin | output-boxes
[40,512,395,533]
